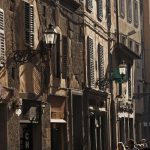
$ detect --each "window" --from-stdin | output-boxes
[97,0,103,21]
[10,0,15,11]
[87,36,95,88]
[114,0,116,12]
[135,43,140,68]
[127,65,132,99]
[98,44,104,90]
[0,9,6,66]
[62,35,68,79]
[119,0,125,18]
[128,39,133,51]
[135,43,139,54]
[24,1,34,48]
[128,78,132,98]
[55,34,61,78]
[86,0,93,12]
[133,0,139,27]
[126,0,132,23]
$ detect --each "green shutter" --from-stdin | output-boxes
[112,68,122,83]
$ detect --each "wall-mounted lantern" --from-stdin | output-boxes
[119,60,127,76]
[13,98,22,116]
[43,24,58,46]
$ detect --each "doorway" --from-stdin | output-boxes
[51,123,67,150]
[20,124,33,150]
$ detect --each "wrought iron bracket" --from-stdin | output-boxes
[13,49,42,63]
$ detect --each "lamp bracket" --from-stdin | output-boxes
[13,49,41,63]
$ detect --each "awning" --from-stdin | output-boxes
[50,119,66,123]
[115,43,141,60]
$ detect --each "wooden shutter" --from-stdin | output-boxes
[62,36,68,79]
[127,0,132,22]
[86,0,93,11]
[87,36,94,88]
[30,5,34,48]
[24,1,30,46]
[97,0,103,20]
[55,34,61,78]
[114,0,116,12]
[24,1,34,48]
[98,44,104,90]
[0,9,6,66]
[119,0,125,18]
[128,78,131,98]
[133,0,139,27]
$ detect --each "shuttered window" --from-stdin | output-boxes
[0,9,6,66]
[127,0,132,23]
[87,36,94,88]
[62,36,68,79]
[98,44,104,90]
[86,0,93,12]
[119,0,125,18]
[128,78,132,98]
[97,0,103,21]
[133,0,139,27]
[54,34,61,78]
[128,39,133,51]
[24,1,34,48]
[114,0,116,12]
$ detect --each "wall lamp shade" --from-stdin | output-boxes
[119,61,127,75]
[15,108,22,116]
[43,24,57,45]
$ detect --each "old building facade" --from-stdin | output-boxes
[0,0,144,150]
[0,0,84,149]
[142,0,150,141]
[110,0,142,148]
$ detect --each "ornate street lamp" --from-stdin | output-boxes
[43,24,58,47]
[14,24,58,63]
